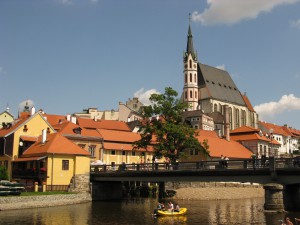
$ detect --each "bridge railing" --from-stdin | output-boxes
[90,157,299,174]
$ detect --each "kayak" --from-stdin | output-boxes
[157,208,187,216]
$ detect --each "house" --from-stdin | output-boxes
[0,109,14,129]
[12,132,90,191]
[182,110,215,131]
[181,129,254,161]
[0,111,55,179]
[97,128,152,165]
[259,121,295,156]
[230,126,280,158]
[181,24,258,130]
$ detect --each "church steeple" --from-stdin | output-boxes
[185,16,197,61]
[183,17,199,111]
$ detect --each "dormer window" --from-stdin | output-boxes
[47,127,51,134]
[73,127,82,135]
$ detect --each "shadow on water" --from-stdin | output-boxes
[0,197,300,225]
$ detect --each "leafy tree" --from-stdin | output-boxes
[133,87,209,163]
[0,166,8,180]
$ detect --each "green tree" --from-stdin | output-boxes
[0,166,8,180]
[133,87,209,163]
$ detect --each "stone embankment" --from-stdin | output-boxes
[166,182,264,200]
[0,192,92,211]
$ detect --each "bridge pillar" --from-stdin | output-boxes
[284,184,300,211]
[91,181,123,200]
[263,183,284,211]
[158,182,165,200]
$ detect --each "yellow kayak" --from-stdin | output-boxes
[157,208,187,216]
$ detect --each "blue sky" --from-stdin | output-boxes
[1,0,300,129]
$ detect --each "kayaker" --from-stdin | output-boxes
[174,204,180,212]
[168,202,174,212]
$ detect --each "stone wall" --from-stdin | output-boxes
[68,174,90,193]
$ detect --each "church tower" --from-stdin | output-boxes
[183,23,199,111]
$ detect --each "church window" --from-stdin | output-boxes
[195,91,197,99]
[235,108,240,128]
[194,74,197,83]
[189,59,192,68]
[185,74,187,83]
[214,104,217,112]
[185,91,187,99]
[190,73,192,82]
[229,107,233,130]
[190,90,193,98]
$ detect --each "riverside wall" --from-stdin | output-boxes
[0,192,92,211]
[166,182,264,200]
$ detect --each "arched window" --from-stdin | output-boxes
[214,104,217,112]
[189,59,192,68]
[194,74,197,83]
[229,107,233,130]
[235,108,240,128]
[185,74,187,83]
[190,73,192,82]
[190,90,193,98]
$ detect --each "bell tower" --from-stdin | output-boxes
[183,21,198,111]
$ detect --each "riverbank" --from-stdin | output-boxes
[0,192,92,211]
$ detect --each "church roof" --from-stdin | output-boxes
[198,63,246,106]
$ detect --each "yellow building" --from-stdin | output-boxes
[0,112,55,178]
[0,110,14,129]
[12,132,91,191]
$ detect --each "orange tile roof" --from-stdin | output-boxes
[0,117,28,137]
[241,94,255,112]
[195,130,253,159]
[230,126,259,134]
[20,135,38,142]
[77,118,131,131]
[282,125,300,137]
[57,121,102,138]
[22,133,90,156]
[103,143,149,151]
[230,133,280,145]
[97,129,141,142]
[259,121,290,136]
[43,114,67,126]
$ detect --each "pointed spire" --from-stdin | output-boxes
[185,14,197,61]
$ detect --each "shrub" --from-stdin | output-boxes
[0,166,8,180]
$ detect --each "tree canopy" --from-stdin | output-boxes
[133,87,209,162]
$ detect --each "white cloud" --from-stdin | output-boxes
[192,0,300,25]
[134,88,160,106]
[291,19,300,28]
[216,64,226,70]
[18,99,35,113]
[254,94,300,121]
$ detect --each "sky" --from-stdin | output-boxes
[0,0,300,129]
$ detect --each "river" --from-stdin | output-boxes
[0,197,300,225]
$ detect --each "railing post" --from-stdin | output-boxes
[155,163,158,170]
[137,164,140,171]
[243,160,248,169]
[103,165,107,172]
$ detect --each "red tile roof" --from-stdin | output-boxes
[195,130,253,159]
[77,118,131,131]
[0,117,28,137]
[43,114,67,126]
[259,121,290,136]
[230,126,259,134]
[57,121,102,138]
[97,129,141,142]
[22,133,90,156]
[241,94,255,112]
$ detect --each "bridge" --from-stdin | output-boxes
[89,157,300,211]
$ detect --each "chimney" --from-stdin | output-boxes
[41,129,47,144]
[67,114,71,121]
[223,105,230,141]
[31,106,36,115]
[127,117,131,122]
[71,116,77,124]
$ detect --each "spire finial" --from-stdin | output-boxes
[189,13,191,25]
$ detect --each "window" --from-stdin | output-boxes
[111,150,116,155]
[194,74,197,83]
[195,91,197,99]
[190,90,193,98]
[190,73,192,82]
[185,74,187,83]
[189,59,192,68]
[78,144,86,149]
[88,145,96,157]
[122,151,126,155]
[62,160,69,170]
[185,91,187,99]
[132,151,136,156]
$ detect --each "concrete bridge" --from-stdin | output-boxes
[90,157,300,211]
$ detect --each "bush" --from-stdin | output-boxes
[0,166,8,180]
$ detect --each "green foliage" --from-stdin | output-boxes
[0,166,8,180]
[134,87,209,162]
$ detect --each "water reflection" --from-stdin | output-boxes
[0,197,299,225]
